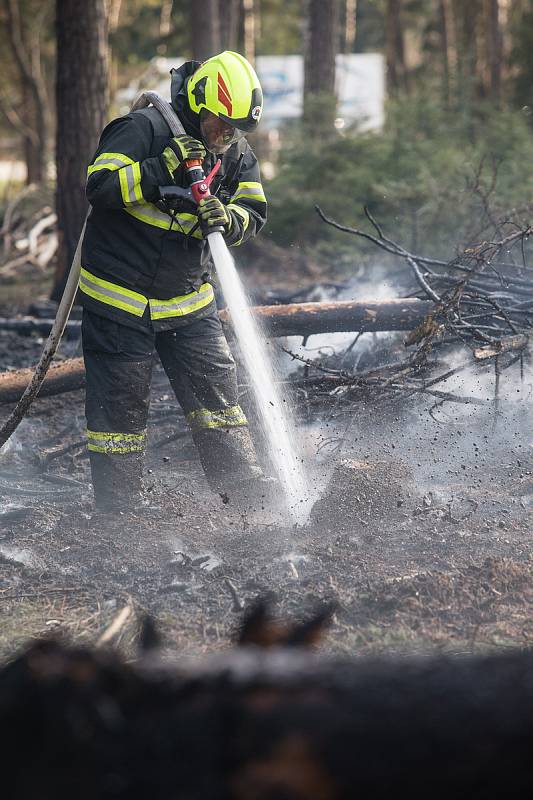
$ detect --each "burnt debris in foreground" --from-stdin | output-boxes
[0,216,532,659]
[1,608,533,799]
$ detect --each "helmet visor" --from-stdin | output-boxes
[200,109,246,155]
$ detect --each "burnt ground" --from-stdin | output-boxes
[0,270,532,661]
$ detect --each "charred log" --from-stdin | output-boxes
[1,636,533,799]
[0,317,80,338]
[0,357,85,404]
[0,299,434,405]
[220,298,434,337]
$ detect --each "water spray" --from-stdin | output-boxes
[159,154,311,522]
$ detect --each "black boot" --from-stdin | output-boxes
[192,426,280,509]
[89,450,144,512]
[192,426,264,490]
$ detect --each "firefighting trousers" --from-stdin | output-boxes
[82,309,261,509]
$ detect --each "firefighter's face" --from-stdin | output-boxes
[200,109,244,154]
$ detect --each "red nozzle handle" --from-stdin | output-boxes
[182,158,222,191]
[184,158,223,204]
[204,159,222,189]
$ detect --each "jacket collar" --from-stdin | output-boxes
[170,60,202,139]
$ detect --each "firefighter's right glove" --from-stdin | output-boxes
[198,196,233,236]
[162,136,206,180]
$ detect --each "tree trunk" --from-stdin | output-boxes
[21,79,42,184]
[344,0,357,53]
[191,0,221,60]
[219,0,240,51]
[219,0,240,50]
[385,0,408,94]
[437,0,451,107]
[157,0,173,55]
[3,0,49,184]
[485,0,502,103]
[52,0,108,301]
[242,0,256,63]
[303,0,340,129]
[453,0,481,103]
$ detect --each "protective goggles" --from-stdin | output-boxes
[200,109,246,155]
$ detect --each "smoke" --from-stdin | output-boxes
[260,259,533,513]
[276,268,402,376]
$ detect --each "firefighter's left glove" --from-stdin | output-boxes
[162,135,206,180]
[198,196,233,237]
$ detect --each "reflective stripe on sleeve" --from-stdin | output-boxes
[87,152,134,176]
[230,181,267,205]
[227,204,250,246]
[119,162,144,205]
[186,405,248,431]
[79,267,148,317]
[87,429,146,454]
[148,283,215,319]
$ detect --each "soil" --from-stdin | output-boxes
[0,267,532,662]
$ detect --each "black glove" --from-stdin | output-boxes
[162,135,206,179]
[198,196,233,236]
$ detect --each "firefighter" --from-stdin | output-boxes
[80,51,268,511]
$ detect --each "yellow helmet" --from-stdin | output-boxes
[187,51,263,134]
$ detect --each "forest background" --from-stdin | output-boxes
[1,0,533,293]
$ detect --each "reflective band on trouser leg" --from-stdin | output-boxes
[148,283,215,320]
[87,429,147,454]
[79,268,148,317]
[186,405,248,431]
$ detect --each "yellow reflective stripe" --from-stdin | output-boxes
[80,269,212,321]
[119,167,129,204]
[187,405,248,430]
[87,429,146,453]
[88,163,113,176]
[133,162,143,202]
[88,431,146,441]
[148,283,214,320]
[87,152,134,176]
[227,204,250,246]
[79,267,148,317]
[96,152,134,165]
[89,445,144,453]
[119,163,144,206]
[125,205,201,237]
[230,181,267,204]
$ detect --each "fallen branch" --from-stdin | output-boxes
[0,183,37,255]
[473,334,529,361]
[96,603,133,647]
[0,300,437,405]
[28,212,57,256]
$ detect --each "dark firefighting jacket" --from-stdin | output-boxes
[80,61,267,331]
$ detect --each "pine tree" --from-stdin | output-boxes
[303,0,340,130]
[52,0,108,300]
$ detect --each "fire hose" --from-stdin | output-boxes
[0,91,204,449]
